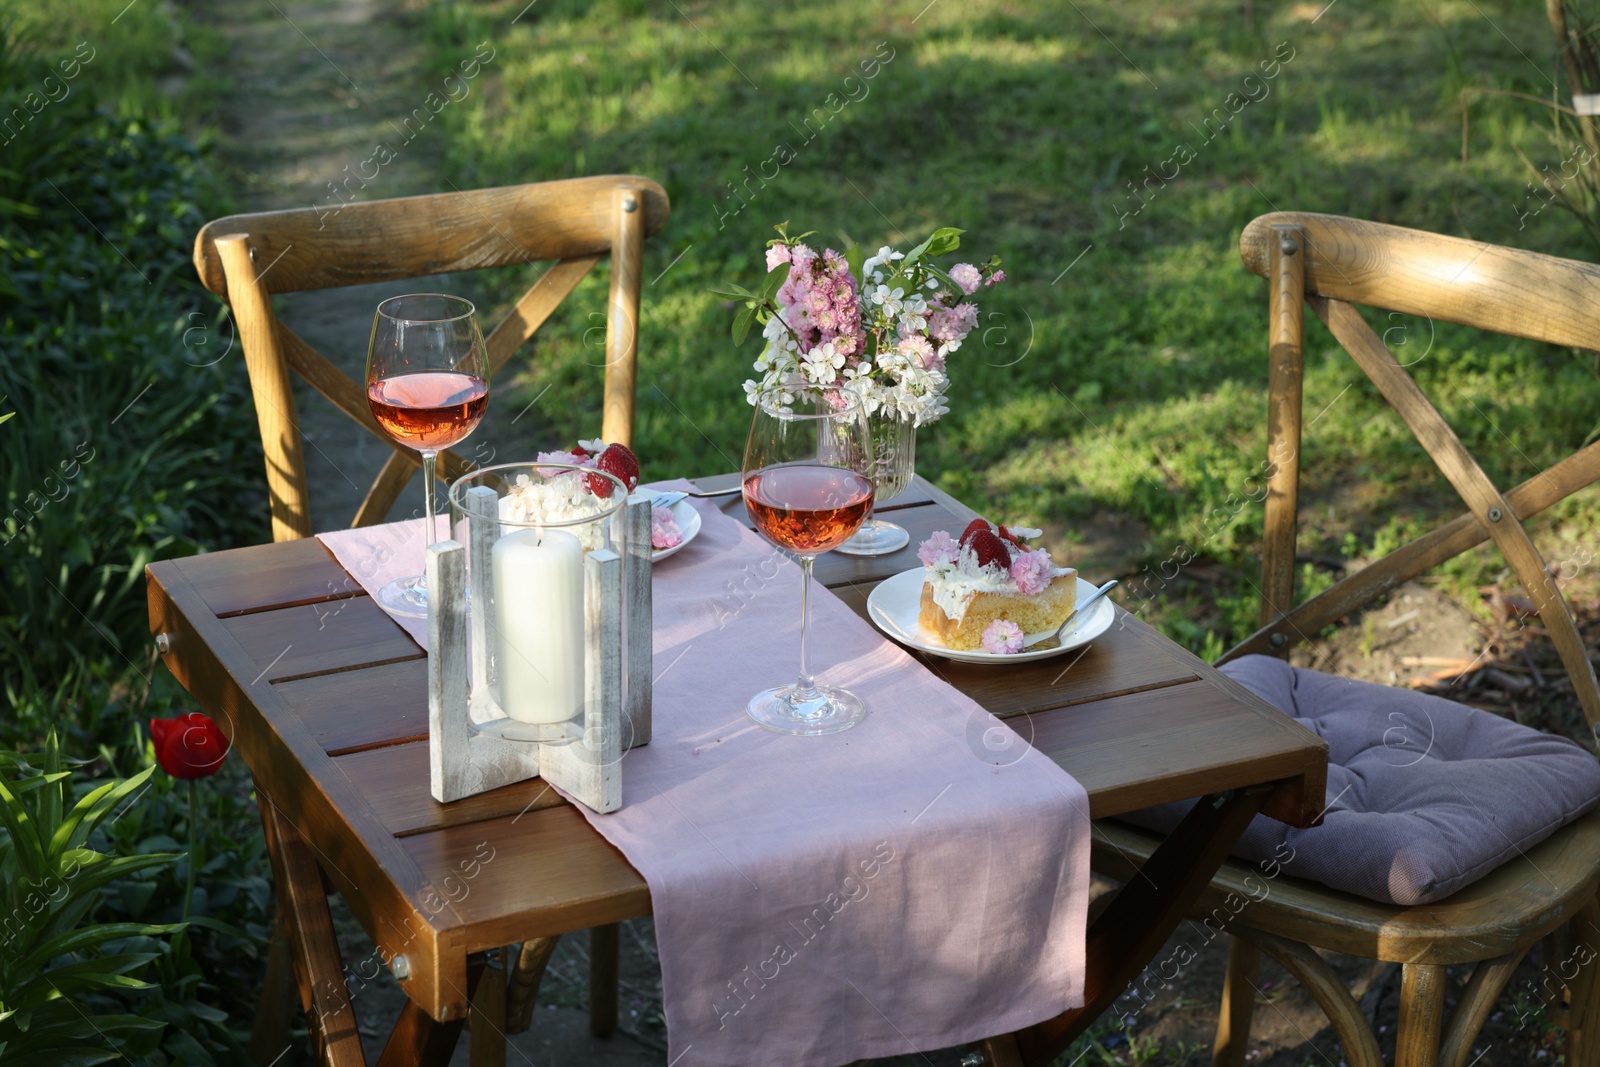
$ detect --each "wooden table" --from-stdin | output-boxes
[146,474,1327,1067]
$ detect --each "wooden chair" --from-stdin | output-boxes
[1092,212,1600,1067]
[193,174,668,541]
[192,175,669,1064]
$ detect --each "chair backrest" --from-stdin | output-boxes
[192,175,670,542]
[1224,211,1600,739]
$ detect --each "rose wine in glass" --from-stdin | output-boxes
[742,385,874,735]
[365,294,489,617]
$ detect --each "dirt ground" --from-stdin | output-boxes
[198,2,1599,1063]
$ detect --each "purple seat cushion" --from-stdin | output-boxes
[1123,655,1600,905]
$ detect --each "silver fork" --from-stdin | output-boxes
[1022,580,1119,650]
[648,487,743,508]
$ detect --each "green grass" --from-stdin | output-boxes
[419,0,1598,654]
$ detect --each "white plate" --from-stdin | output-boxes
[651,499,701,563]
[866,569,1115,663]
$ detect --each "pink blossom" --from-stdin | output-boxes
[897,333,936,369]
[766,243,793,271]
[948,263,982,294]
[928,308,964,343]
[982,619,1025,655]
[1010,549,1055,596]
[917,530,959,567]
[985,269,1005,286]
[650,507,683,550]
[953,302,980,330]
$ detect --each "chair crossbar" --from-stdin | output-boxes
[1319,295,1600,732]
[1223,438,1600,667]
[1230,212,1600,738]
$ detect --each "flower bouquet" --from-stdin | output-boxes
[714,223,1003,555]
[714,223,1004,427]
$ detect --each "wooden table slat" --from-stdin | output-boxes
[400,807,651,947]
[1032,677,1325,821]
[333,741,568,837]
[828,587,1198,718]
[276,658,430,754]
[183,536,364,616]
[221,597,423,684]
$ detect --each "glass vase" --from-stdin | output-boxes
[834,412,916,556]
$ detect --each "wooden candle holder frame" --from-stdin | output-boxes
[425,489,653,811]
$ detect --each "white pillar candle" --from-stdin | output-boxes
[492,528,585,724]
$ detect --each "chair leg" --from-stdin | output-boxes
[589,923,619,1037]
[506,936,561,1034]
[1231,928,1385,1067]
[1438,950,1525,1067]
[1568,898,1600,1067]
[1396,963,1447,1067]
[1211,938,1259,1067]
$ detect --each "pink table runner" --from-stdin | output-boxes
[319,491,1091,1067]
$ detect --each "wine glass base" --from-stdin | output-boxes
[746,684,867,736]
[376,575,428,618]
[833,518,910,557]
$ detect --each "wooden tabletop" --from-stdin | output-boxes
[146,474,1327,1022]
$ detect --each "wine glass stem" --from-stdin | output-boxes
[793,555,820,704]
[419,450,439,592]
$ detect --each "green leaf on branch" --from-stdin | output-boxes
[705,283,755,301]
[760,263,790,302]
[732,304,756,345]
[904,226,965,265]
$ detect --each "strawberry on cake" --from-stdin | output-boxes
[916,520,1076,652]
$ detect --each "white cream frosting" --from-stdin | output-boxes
[924,536,1066,620]
[927,563,1015,618]
[499,472,608,550]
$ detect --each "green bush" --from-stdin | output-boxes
[0,737,181,1064]
[0,7,273,1059]
[0,20,264,748]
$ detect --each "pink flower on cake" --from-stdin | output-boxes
[650,507,683,550]
[917,530,959,567]
[538,449,590,468]
[1010,549,1055,596]
[982,619,1025,655]
[948,263,982,294]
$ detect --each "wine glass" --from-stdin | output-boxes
[742,384,874,735]
[365,294,489,617]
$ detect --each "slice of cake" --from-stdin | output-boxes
[916,520,1076,652]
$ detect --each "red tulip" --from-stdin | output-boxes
[149,713,229,779]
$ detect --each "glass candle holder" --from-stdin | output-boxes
[447,462,629,744]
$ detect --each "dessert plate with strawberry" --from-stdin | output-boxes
[866,519,1115,663]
